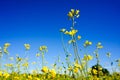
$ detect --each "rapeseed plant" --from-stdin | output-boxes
[0,9,119,80]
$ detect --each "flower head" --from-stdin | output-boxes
[3,43,10,54]
[3,47,9,54]
[3,72,10,79]
[69,29,78,36]
[22,62,29,68]
[4,43,10,47]
[68,11,73,18]
[41,66,49,73]
[64,31,69,35]
[49,69,56,78]
[97,42,103,49]
[75,10,80,15]
[39,46,48,52]
[73,67,79,73]
[67,9,80,19]
[84,40,92,47]
[24,44,30,50]
[36,53,40,57]
[92,69,97,75]
[83,55,93,61]
[77,35,81,40]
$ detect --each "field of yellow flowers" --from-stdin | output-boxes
[0,9,120,80]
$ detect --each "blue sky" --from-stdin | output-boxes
[0,0,120,72]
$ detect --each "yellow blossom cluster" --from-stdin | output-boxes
[83,55,93,61]
[16,57,22,62]
[49,69,56,78]
[36,53,40,57]
[97,42,103,49]
[24,44,30,50]
[67,9,80,18]
[73,60,84,73]
[22,62,29,68]
[41,66,56,78]
[4,63,13,67]
[84,40,92,47]
[39,46,47,52]
[3,43,10,54]
[0,71,2,76]
[92,69,98,75]
[64,29,78,36]
[41,66,49,73]
[3,72,10,79]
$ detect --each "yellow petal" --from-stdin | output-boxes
[68,12,73,18]
[77,35,81,40]
[71,9,75,14]
[75,10,80,15]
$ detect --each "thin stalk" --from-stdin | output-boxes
[71,17,86,76]
[61,33,71,67]
[42,52,44,68]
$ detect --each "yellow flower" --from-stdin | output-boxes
[97,42,103,49]
[0,71,2,76]
[4,43,10,47]
[4,63,13,67]
[3,72,10,78]
[77,35,81,40]
[3,43,10,54]
[92,69,97,75]
[39,47,42,51]
[14,76,19,79]
[73,67,79,73]
[83,55,93,61]
[22,62,29,68]
[71,9,75,14]
[69,29,78,36]
[74,60,83,70]
[75,10,80,15]
[39,46,47,52]
[16,57,22,62]
[49,69,56,78]
[67,9,80,18]
[68,12,73,18]
[24,44,30,50]
[35,77,40,80]
[28,75,32,79]
[84,40,92,47]
[64,31,69,34]
[36,53,40,57]
[41,66,49,73]
[3,47,9,54]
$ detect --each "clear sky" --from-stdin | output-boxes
[0,0,120,72]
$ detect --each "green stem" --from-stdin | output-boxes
[61,33,71,67]
[71,17,86,76]
[42,52,44,68]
